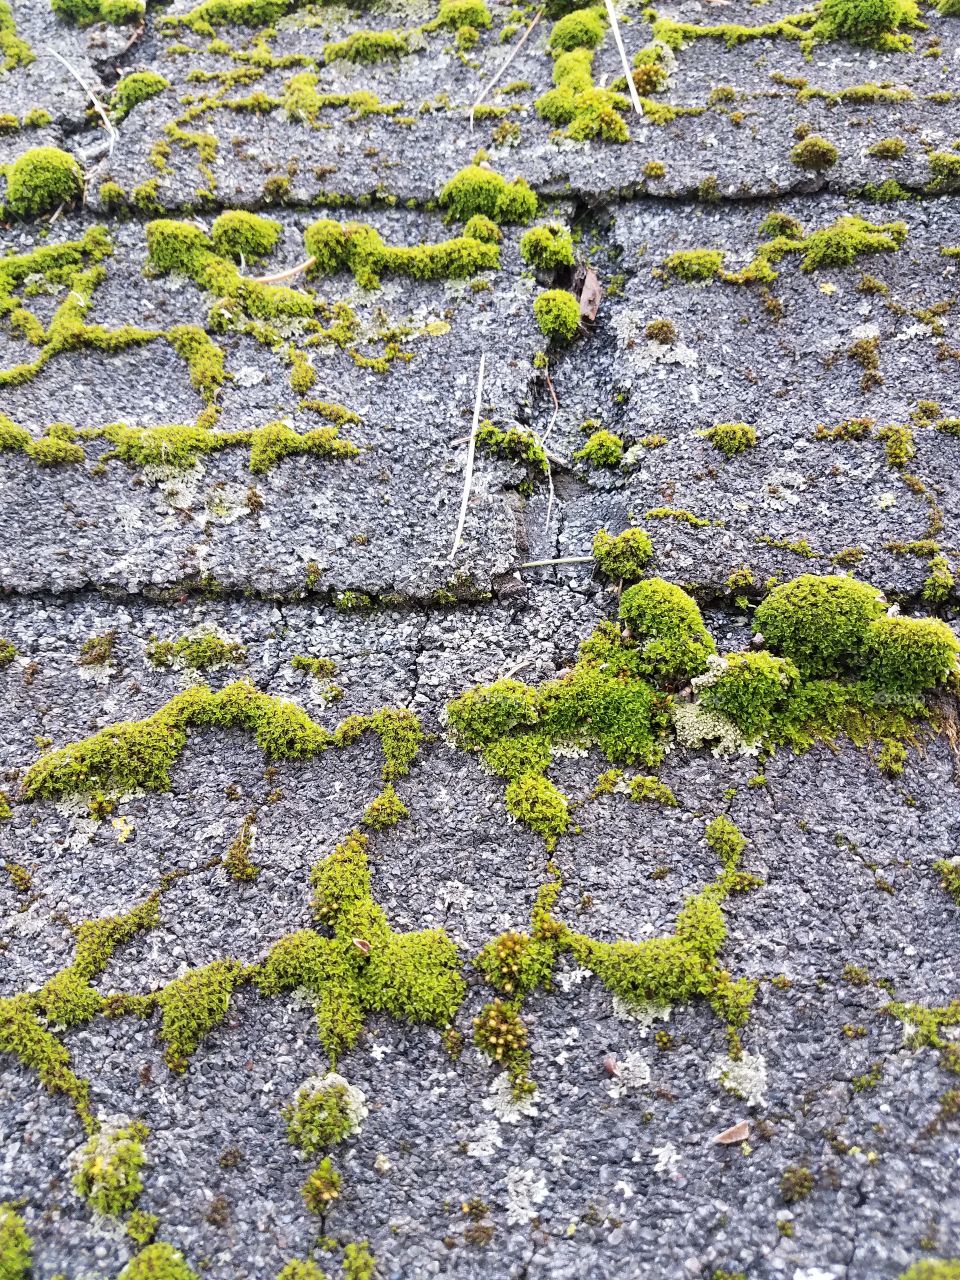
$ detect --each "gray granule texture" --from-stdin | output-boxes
[1,0,960,1277]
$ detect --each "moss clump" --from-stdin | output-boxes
[592,527,654,582]
[475,423,549,495]
[72,1120,149,1216]
[548,7,606,51]
[462,214,501,243]
[303,218,499,289]
[574,428,623,467]
[705,815,747,867]
[473,998,531,1088]
[438,164,537,225]
[862,616,959,696]
[754,575,886,677]
[627,775,677,806]
[645,318,677,344]
[224,815,259,882]
[52,0,144,25]
[619,578,716,683]
[4,146,83,216]
[662,249,726,283]
[285,1075,361,1154]
[780,1164,814,1202]
[148,631,245,672]
[504,773,570,847]
[211,210,281,263]
[702,422,757,458]
[533,289,580,343]
[258,831,464,1061]
[790,135,839,171]
[815,0,919,46]
[118,1243,199,1280]
[155,959,246,1072]
[868,137,907,160]
[111,72,169,122]
[361,784,409,829]
[446,679,538,750]
[324,29,410,63]
[519,222,575,270]
[0,1204,31,1279]
[278,1261,329,1280]
[699,652,798,739]
[302,1158,341,1213]
[0,638,16,668]
[475,930,556,998]
[429,0,491,27]
[898,1264,960,1280]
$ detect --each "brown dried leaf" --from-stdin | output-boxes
[353,937,372,955]
[713,1120,750,1145]
[579,267,602,324]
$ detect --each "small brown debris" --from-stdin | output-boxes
[713,1120,751,1145]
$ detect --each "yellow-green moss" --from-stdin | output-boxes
[702,422,757,457]
[303,218,499,289]
[111,72,170,122]
[534,288,580,343]
[438,164,537,224]
[118,1243,199,1280]
[0,1203,32,1279]
[72,1120,149,1216]
[4,146,83,216]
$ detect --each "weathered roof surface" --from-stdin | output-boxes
[1,0,960,1277]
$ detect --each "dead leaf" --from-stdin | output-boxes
[579,267,602,324]
[713,1120,750,1145]
[353,938,372,955]
[603,1054,621,1077]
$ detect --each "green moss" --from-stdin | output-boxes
[661,249,726,283]
[211,209,281,263]
[324,30,410,63]
[4,146,83,217]
[52,0,144,25]
[548,8,606,51]
[73,1120,149,1217]
[256,830,464,1060]
[361,784,409,829]
[592,527,654,581]
[861,615,959,696]
[473,998,531,1090]
[284,1076,357,1154]
[118,1243,199,1280]
[0,1203,32,1279]
[126,1210,159,1246]
[166,325,227,402]
[475,930,556,998]
[923,554,955,606]
[303,218,499,288]
[790,134,839,171]
[504,774,570,847]
[278,1261,329,1279]
[627,775,677,806]
[780,1164,814,1203]
[447,679,538,750]
[702,422,757,457]
[112,72,170,122]
[815,0,920,46]
[898,1264,960,1280]
[475,422,549,494]
[154,960,246,1072]
[574,428,622,466]
[0,638,16,667]
[699,651,798,739]
[619,578,716,683]
[753,574,886,677]
[148,630,245,671]
[519,222,575,270]
[0,993,91,1120]
[927,152,960,193]
[534,288,580,343]
[705,815,747,867]
[342,1242,376,1280]
[224,815,259,882]
[302,1158,341,1213]
[438,164,537,224]
[0,2,32,72]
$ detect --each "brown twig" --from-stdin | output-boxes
[48,49,117,159]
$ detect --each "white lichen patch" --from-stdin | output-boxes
[708,1051,769,1108]
[505,1166,548,1224]
[608,1050,652,1100]
[672,698,759,758]
[612,997,672,1033]
[482,1071,539,1125]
